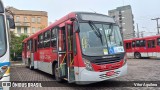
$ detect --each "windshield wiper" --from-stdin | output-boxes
[88,21,103,45]
[108,24,113,43]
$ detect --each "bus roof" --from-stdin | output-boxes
[124,34,160,41]
[23,12,113,42]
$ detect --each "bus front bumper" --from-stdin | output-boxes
[76,63,127,84]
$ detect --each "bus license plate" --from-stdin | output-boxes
[106,71,115,76]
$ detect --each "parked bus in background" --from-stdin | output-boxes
[0,0,15,83]
[124,35,160,59]
[22,12,127,84]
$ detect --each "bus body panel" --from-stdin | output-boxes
[22,12,127,84]
[0,3,13,90]
[76,63,127,84]
[124,35,160,58]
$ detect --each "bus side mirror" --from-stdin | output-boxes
[6,9,15,29]
[8,17,15,29]
[73,21,79,33]
[6,10,15,29]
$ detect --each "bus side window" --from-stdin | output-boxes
[125,43,128,49]
[38,34,43,48]
[129,43,131,49]
[27,40,30,51]
[136,40,140,47]
[143,40,146,47]
[148,40,155,48]
[140,40,145,47]
[44,30,51,48]
[30,39,33,52]
[126,42,131,49]
[51,28,57,47]
[67,24,73,51]
[132,41,135,47]
[157,38,160,46]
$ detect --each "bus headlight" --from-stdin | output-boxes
[0,66,9,79]
[83,59,93,71]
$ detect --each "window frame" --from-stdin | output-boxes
[140,40,146,47]
[37,17,41,24]
[24,27,28,34]
[24,17,27,22]
[147,40,156,48]
[136,40,140,47]
[51,27,57,47]
[132,41,135,47]
[16,16,20,22]
[32,17,36,23]
[126,42,131,49]
[43,30,51,48]
[38,33,44,48]
[27,39,33,51]
[157,38,160,46]
[17,27,21,34]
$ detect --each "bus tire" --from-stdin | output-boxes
[134,52,141,59]
[54,63,62,82]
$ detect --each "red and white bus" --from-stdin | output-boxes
[22,12,127,84]
[124,35,160,59]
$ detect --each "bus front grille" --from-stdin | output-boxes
[92,57,122,65]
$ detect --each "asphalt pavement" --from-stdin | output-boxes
[10,59,160,90]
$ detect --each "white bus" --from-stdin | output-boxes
[0,0,15,83]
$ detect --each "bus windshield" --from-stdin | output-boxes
[79,22,124,56]
[0,15,6,57]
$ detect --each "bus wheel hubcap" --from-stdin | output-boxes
[136,53,140,58]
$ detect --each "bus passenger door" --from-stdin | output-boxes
[57,21,75,83]
[57,25,68,80]
[30,39,34,69]
[65,21,75,83]
[33,39,38,69]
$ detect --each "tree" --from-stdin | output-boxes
[10,31,28,60]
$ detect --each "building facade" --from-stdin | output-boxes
[7,7,48,36]
[108,5,135,39]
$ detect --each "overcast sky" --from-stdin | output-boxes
[3,0,160,36]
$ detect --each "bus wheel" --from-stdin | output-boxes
[134,52,141,59]
[29,62,34,70]
[54,63,62,82]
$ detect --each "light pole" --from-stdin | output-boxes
[151,18,160,34]
[137,23,139,38]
